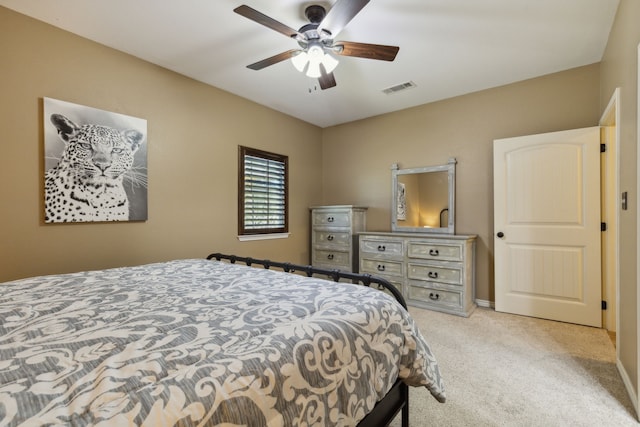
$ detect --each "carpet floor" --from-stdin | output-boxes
[390,306,637,426]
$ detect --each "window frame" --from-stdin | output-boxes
[238,146,289,237]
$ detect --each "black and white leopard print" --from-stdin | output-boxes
[45,114,144,223]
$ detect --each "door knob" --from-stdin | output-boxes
[497,232,505,238]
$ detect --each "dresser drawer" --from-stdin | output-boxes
[312,249,350,268]
[360,258,404,278]
[407,262,462,285]
[312,211,351,227]
[408,282,463,309]
[313,230,351,247]
[407,241,462,262]
[359,237,404,257]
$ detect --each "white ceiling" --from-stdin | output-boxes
[1,0,620,128]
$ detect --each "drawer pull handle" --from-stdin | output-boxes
[428,271,439,279]
[429,249,440,256]
[377,245,386,252]
[429,293,440,301]
[327,235,334,241]
[327,216,335,222]
[377,264,386,272]
[327,254,334,260]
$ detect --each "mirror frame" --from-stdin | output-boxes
[391,158,456,234]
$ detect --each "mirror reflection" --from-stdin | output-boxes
[397,171,449,228]
[392,158,456,234]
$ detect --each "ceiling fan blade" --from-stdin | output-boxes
[234,5,300,38]
[317,0,370,37]
[318,65,337,90]
[247,49,299,70]
[335,41,399,61]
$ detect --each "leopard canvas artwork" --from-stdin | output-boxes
[44,98,147,223]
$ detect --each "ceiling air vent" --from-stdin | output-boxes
[383,81,417,95]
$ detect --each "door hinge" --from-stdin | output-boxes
[601,222,607,231]
[602,300,607,310]
[601,143,606,153]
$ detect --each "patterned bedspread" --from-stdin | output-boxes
[0,259,445,426]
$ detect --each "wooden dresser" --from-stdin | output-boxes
[310,205,367,272]
[358,232,476,316]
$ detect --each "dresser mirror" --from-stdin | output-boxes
[391,158,456,234]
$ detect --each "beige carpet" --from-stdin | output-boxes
[390,307,637,426]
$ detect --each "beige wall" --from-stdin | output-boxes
[321,64,601,302]
[600,0,640,405]
[0,7,323,282]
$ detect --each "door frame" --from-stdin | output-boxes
[637,43,640,420]
[599,88,620,339]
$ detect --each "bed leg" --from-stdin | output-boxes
[402,384,409,427]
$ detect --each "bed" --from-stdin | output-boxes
[0,253,445,426]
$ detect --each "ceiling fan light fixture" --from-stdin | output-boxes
[321,53,339,73]
[291,51,308,72]
[295,44,339,77]
[302,44,324,78]
[306,60,322,78]
[307,44,324,59]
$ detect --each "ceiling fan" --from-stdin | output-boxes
[234,0,400,90]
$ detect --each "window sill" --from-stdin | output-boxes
[237,233,290,242]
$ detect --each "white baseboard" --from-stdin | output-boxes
[475,299,495,309]
[617,358,639,420]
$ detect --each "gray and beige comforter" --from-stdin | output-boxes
[0,259,445,426]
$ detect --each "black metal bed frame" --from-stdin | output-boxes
[206,253,410,427]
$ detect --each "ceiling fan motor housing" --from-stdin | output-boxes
[305,5,326,24]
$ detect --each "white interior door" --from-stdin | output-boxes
[494,127,602,327]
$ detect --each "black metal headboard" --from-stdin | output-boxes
[206,253,407,310]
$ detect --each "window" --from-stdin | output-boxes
[238,146,288,236]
